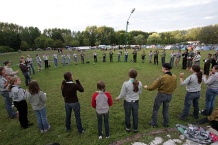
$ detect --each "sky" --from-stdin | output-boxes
[1,0,218,33]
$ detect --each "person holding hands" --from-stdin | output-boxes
[144,63,177,128]
[92,81,113,139]
[178,65,202,120]
[116,69,142,133]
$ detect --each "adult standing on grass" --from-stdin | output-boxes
[200,65,218,116]
[182,49,188,70]
[116,69,142,133]
[27,80,50,133]
[161,49,166,65]
[43,53,49,69]
[175,50,181,68]
[19,59,31,86]
[169,50,175,67]
[102,51,106,62]
[4,60,19,77]
[61,72,85,133]
[203,53,212,76]
[61,53,66,66]
[0,67,16,119]
[36,54,42,71]
[109,49,113,62]
[91,81,113,139]
[80,51,85,64]
[154,49,159,65]
[149,50,153,64]
[192,52,201,66]
[141,51,146,63]
[93,51,97,62]
[124,50,128,62]
[144,63,177,128]
[178,65,202,120]
[132,49,137,63]
[53,51,58,67]
[66,53,71,65]
[186,49,194,71]
[26,55,35,75]
[73,52,78,65]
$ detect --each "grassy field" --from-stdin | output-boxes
[0,49,217,145]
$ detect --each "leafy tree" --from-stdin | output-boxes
[134,34,145,49]
[147,33,162,45]
[20,41,29,51]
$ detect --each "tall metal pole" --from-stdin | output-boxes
[125,8,135,51]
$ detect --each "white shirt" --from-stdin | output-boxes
[118,78,142,102]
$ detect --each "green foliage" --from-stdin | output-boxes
[147,33,162,44]
[0,45,14,53]
[0,22,218,51]
[0,49,215,145]
[20,41,29,51]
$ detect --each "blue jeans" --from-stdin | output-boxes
[202,88,218,116]
[54,58,58,67]
[34,107,49,130]
[118,56,120,62]
[29,64,35,75]
[124,55,128,62]
[161,57,165,65]
[96,112,109,137]
[68,58,71,65]
[124,100,138,131]
[170,57,174,67]
[22,72,31,86]
[181,91,200,118]
[151,92,172,126]
[0,91,16,118]
[65,102,84,133]
[62,58,65,66]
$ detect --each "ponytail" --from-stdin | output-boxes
[191,65,202,84]
[133,80,139,92]
[128,69,139,92]
[197,71,203,84]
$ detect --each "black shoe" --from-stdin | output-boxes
[163,124,169,128]
[149,122,157,128]
[79,129,85,134]
[177,115,188,121]
[125,128,131,133]
[28,123,34,126]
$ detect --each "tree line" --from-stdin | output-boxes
[0,22,218,52]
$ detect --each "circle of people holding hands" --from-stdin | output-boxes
[0,48,218,140]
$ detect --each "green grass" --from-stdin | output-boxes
[0,49,216,145]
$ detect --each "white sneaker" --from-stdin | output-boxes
[99,136,102,139]
[44,125,51,133]
[106,136,110,139]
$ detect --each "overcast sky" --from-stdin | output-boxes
[1,0,218,33]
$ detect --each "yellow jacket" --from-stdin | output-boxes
[147,72,177,94]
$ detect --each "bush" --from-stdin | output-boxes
[0,46,14,53]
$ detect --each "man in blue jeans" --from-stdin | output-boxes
[144,63,177,127]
